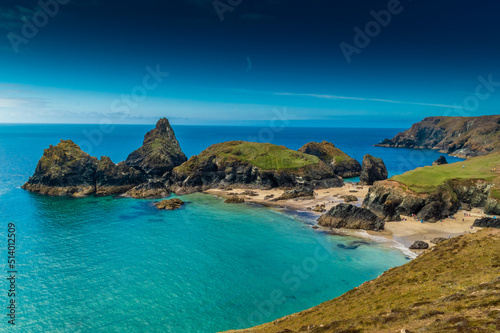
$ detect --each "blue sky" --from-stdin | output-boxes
[1,0,499,127]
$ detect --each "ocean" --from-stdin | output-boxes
[0,124,463,332]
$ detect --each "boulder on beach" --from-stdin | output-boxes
[430,237,448,245]
[341,195,358,203]
[154,198,184,210]
[318,203,385,231]
[273,187,314,201]
[473,217,500,229]
[224,196,245,204]
[409,241,429,250]
[359,154,388,185]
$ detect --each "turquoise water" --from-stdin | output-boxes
[0,125,459,332]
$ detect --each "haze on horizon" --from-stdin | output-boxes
[0,0,499,128]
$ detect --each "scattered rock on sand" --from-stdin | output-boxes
[240,190,258,196]
[409,240,429,250]
[224,196,245,204]
[341,195,358,202]
[154,198,184,210]
[473,217,500,229]
[273,187,314,201]
[264,194,275,200]
[312,204,326,213]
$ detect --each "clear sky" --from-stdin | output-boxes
[1,0,499,127]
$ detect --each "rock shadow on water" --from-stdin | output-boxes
[336,240,372,250]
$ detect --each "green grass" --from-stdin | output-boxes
[392,153,500,193]
[177,141,320,172]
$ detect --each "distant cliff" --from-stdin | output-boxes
[376,115,500,158]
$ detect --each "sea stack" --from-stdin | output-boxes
[359,154,388,185]
[432,155,448,166]
[125,118,187,178]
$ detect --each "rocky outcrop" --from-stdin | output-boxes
[409,241,429,250]
[224,196,245,204]
[125,118,187,178]
[318,203,385,231]
[154,198,184,210]
[23,119,189,198]
[432,156,448,166]
[473,217,500,229]
[359,154,388,185]
[430,237,448,245]
[341,194,358,202]
[375,115,500,158]
[363,179,497,222]
[124,181,170,199]
[171,141,343,193]
[298,141,361,178]
[22,140,143,197]
[273,187,314,201]
[95,156,146,196]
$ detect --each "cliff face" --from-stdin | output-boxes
[125,118,187,178]
[376,115,500,157]
[298,141,361,178]
[318,203,385,231]
[22,140,145,197]
[171,141,343,193]
[225,229,500,333]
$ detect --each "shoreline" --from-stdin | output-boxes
[205,184,490,256]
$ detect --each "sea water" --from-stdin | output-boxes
[0,124,462,332]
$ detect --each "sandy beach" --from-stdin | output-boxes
[205,185,495,252]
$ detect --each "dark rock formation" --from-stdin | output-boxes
[22,140,98,196]
[432,156,448,166]
[375,115,500,158]
[298,141,361,178]
[154,198,184,210]
[96,156,146,196]
[485,198,500,215]
[318,203,385,231]
[171,141,343,193]
[125,118,187,178]
[409,241,429,250]
[341,195,358,202]
[240,190,258,196]
[22,140,143,197]
[124,181,170,199]
[473,217,500,229]
[224,196,245,204]
[430,237,448,245]
[362,180,491,223]
[273,187,314,201]
[359,154,388,185]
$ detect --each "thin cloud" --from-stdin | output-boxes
[273,92,464,109]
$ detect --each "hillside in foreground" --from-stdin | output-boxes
[376,115,500,158]
[225,229,500,333]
